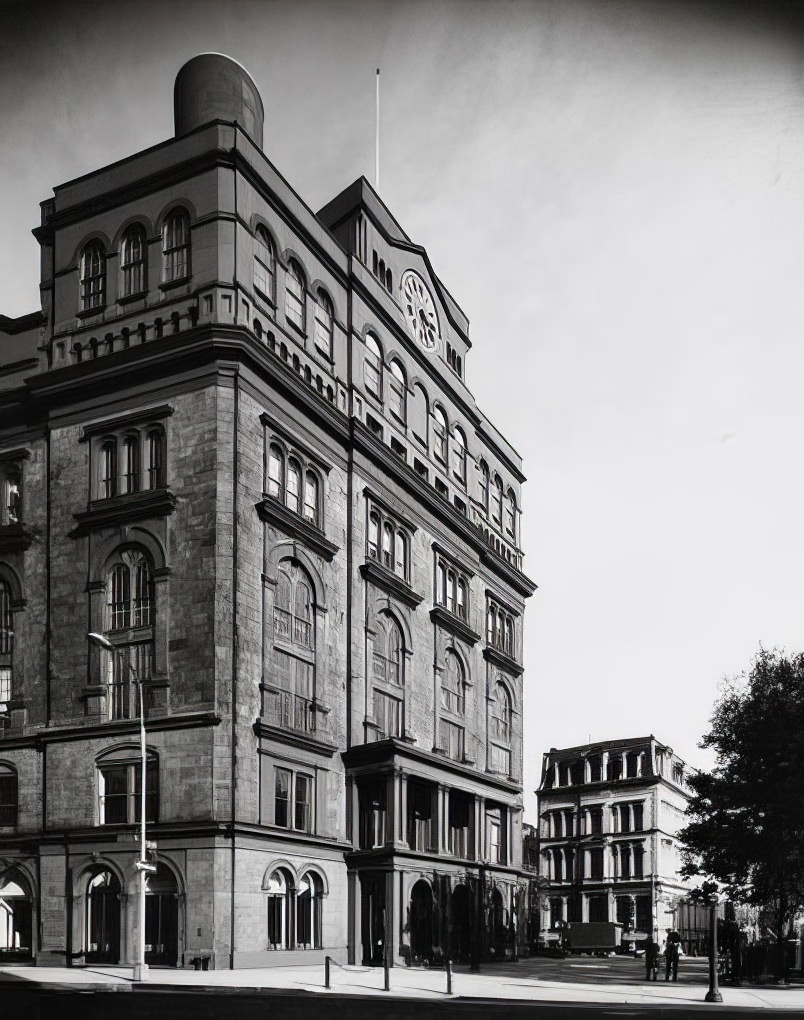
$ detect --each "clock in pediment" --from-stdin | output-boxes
[401,269,440,353]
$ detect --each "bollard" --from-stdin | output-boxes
[325,955,331,989]
[446,957,452,995]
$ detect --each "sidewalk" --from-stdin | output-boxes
[3,961,804,1010]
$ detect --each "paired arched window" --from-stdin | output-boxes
[314,289,334,357]
[267,444,321,526]
[435,556,468,621]
[388,360,406,423]
[254,227,275,301]
[271,562,316,734]
[364,333,382,399]
[120,225,146,298]
[451,426,467,483]
[96,427,165,501]
[486,599,516,657]
[80,242,106,311]
[162,209,190,283]
[102,549,154,720]
[0,763,19,826]
[0,580,13,715]
[441,650,466,716]
[285,259,306,330]
[266,868,324,950]
[432,405,448,463]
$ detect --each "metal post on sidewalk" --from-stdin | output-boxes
[383,908,390,992]
[705,896,723,1003]
[325,955,331,989]
[445,956,452,995]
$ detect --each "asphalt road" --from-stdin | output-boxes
[486,951,711,986]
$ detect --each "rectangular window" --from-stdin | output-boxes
[99,761,157,824]
[294,773,312,832]
[632,802,644,831]
[486,813,503,864]
[147,431,164,490]
[589,807,603,835]
[0,769,18,826]
[490,743,510,775]
[275,768,291,828]
[373,689,401,739]
[590,847,604,879]
[439,719,464,761]
[0,667,10,714]
[2,463,22,525]
[360,786,387,850]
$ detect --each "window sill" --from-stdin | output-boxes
[253,717,338,757]
[360,560,423,608]
[255,497,338,562]
[118,291,147,306]
[286,317,307,339]
[0,524,34,553]
[77,305,107,320]
[159,277,191,292]
[482,644,523,676]
[429,605,480,645]
[71,488,177,536]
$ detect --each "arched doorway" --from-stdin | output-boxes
[409,880,434,964]
[0,873,33,963]
[450,884,471,963]
[266,868,294,950]
[86,870,121,964]
[489,887,506,958]
[145,864,179,967]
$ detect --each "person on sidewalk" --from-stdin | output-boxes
[665,929,681,981]
[644,936,659,980]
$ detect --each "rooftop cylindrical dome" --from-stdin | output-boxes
[174,53,264,147]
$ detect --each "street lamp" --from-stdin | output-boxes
[88,631,155,981]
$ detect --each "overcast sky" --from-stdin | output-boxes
[2,0,804,819]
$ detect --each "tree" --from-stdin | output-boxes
[679,648,804,976]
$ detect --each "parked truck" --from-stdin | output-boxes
[566,921,623,955]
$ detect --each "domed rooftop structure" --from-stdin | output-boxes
[174,53,264,147]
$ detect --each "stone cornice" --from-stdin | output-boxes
[429,606,481,646]
[255,497,338,562]
[360,560,423,608]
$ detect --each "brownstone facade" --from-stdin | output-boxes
[0,54,534,970]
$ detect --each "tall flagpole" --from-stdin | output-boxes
[375,68,380,192]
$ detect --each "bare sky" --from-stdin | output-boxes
[2,0,804,819]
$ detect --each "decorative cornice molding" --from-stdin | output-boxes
[360,560,423,608]
[255,497,338,562]
[429,606,481,646]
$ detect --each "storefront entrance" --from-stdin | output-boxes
[145,865,179,967]
[85,871,121,964]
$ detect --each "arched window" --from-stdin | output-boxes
[270,563,315,734]
[266,868,293,949]
[388,360,406,423]
[451,426,467,483]
[268,444,283,499]
[80,242,106,311]
[120,225,146,298]
[433,406,448,463]
[296,872,324,949]
[146,429,164,490]
[505,489,517,539]
[364,333,382,399]
[314,290,334,356]
[368,510,380,560]
[372,614,403,688]
[491,681,512,744]
[0,581,13,715]
[0,764,17,827]
[285,259,306,331]
[162,209,190,283]
[123,434,139,494]
[441,651,465,716]
[479,461,490,515]
[102,550,154,720]
[285,458,301,514]
[254,227,275,301]
[394,530,407,578]
[100,438,117,499]
[491,475,503,526]
[303,471,319,524]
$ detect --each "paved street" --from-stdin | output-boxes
[3,952,804,1017]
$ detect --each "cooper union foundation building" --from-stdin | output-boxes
[0,54,535,970]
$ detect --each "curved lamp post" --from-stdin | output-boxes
[88,631,154,981]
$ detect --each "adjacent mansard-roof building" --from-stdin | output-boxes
[0,54,535,970]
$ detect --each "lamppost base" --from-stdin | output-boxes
[704,990,723,1003]
[133,962,149,982]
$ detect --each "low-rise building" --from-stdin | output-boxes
[535,736,693,946]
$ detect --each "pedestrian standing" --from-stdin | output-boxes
[645,936,659,980]
[665,929,681,981]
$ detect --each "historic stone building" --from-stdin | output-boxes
[0,54,535,969]
[535,736,693,947]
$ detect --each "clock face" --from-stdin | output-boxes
[401,270,440,352]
